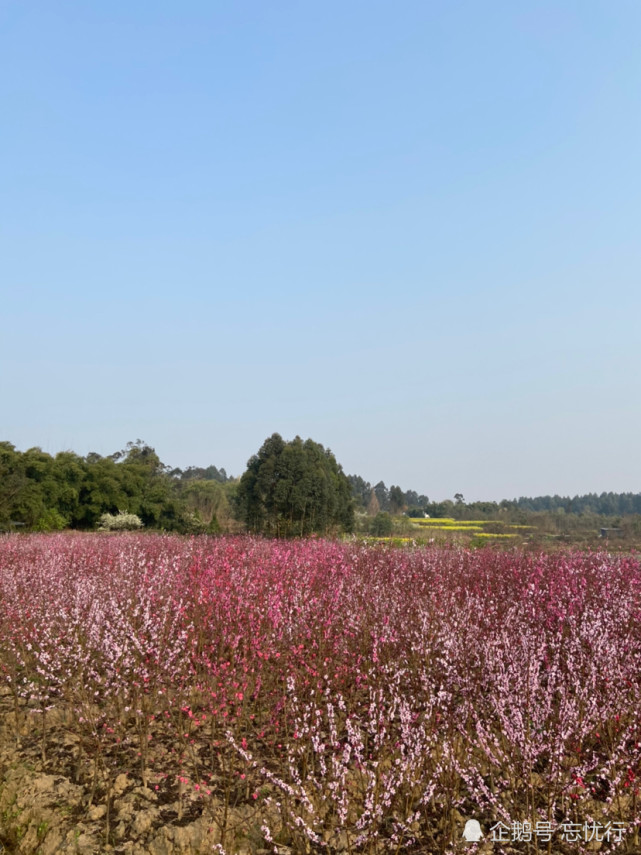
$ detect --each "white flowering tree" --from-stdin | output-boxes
[98,511,143,531]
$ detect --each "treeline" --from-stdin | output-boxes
[0,441,235,533]
[0,436,353,536]
[2,438,640,534]
[510,493,641,516]
[347,476,641,521]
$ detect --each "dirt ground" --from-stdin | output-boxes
[0,685,277,855]
[1,685,622,855]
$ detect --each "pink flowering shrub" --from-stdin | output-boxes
[0,534,640,853]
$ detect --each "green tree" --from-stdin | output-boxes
[389,485,405,515]
[235,433,354,537]
[347,474,372,509]
[114,441,183,529]
[14,447,60,528]
[178,479,229,532]
[0,442,27,527]
[75,454,127,528]
[370,511,393,536]
[373,481,389,511]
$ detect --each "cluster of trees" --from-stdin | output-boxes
[347,476,430,516]
[168,464,230,483]
[346,478,504,521]
[0,435,354,537]
[0,440,233,533]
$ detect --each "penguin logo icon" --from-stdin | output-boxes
[462,819,483,842]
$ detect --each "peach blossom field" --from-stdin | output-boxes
[1,534,640,854]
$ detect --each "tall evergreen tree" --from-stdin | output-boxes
[235,434,354,537]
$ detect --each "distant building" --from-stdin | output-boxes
[600,527,623,538]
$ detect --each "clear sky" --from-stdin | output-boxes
[1,0,640,502]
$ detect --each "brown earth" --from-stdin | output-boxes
[1,686,625,854]
[0,686,277,855]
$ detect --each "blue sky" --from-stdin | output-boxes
[2,0,640,501]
